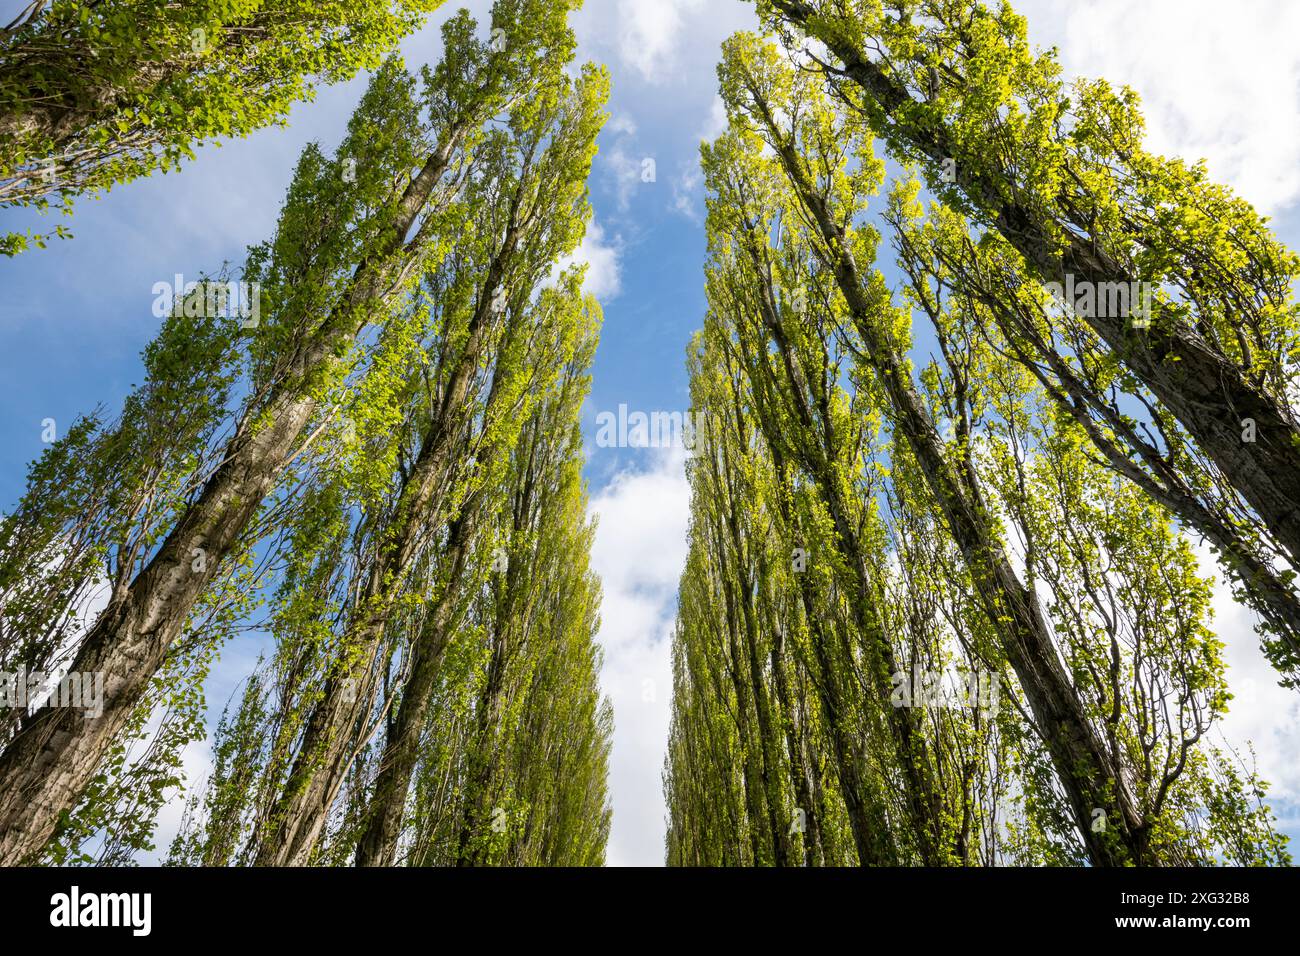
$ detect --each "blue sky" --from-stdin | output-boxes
[1,0,1298,866]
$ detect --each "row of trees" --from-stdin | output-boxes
[759,0,1300,683]
[0,0,613,866]
[663,11,1295,866]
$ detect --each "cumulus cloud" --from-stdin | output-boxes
[587,447,692,866]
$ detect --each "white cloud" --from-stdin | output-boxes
[570,0,754,221]
[558,218,624,301]
[614,0,706,84]
[700,95,729,144]
[587,446,691,866]
[608,113,639,138]
[1016,0,1300,215]
[600,141,647,211]
[670,165,704,222]
[143,735,217,864]
[1193,543,1300,806]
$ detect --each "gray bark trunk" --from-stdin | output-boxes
[353,514,476,868]
[0,140,459,867]
[254,233,512,867]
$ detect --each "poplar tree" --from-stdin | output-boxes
[884,194,1300,683]
[251,59,606,867]
[754,0,1300,684]
[0,0,584,866]
[169,278,612,869]
[664,30,1290,867]
[0,0,446,253]
[715,35,1138,864]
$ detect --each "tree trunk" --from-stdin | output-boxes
[0,136,460,866]
[253,260,504,866]
[354,515,477,867]
[770,627,820,866]
[759,108,1143,864]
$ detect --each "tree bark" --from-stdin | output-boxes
[770,626,821,866]
[253,243,508,866]
[0,140,460,866]
[354,514,477,867]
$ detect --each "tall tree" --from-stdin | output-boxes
[756,0,1300,665]
[251,58,606,866]
[170,284,612,869]
[715,36,1139,864]
[0,0,582,866]
[445,305,609,867]
[665,30,1290,867]
[883,193,1300,683]
[0,0,445,253]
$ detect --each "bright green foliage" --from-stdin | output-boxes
[170,273,612,870]
[0,0,612,868]
[0,303,239,682]
[756,0,1300,689]
[164,12,612,866]
[408,308,612,867]
[0,301,255,864]
[664,30,1290,867]
[884,187,1300,684]
[236,51,606,867]
[0,0,446,253]
[758,0,1300,398]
